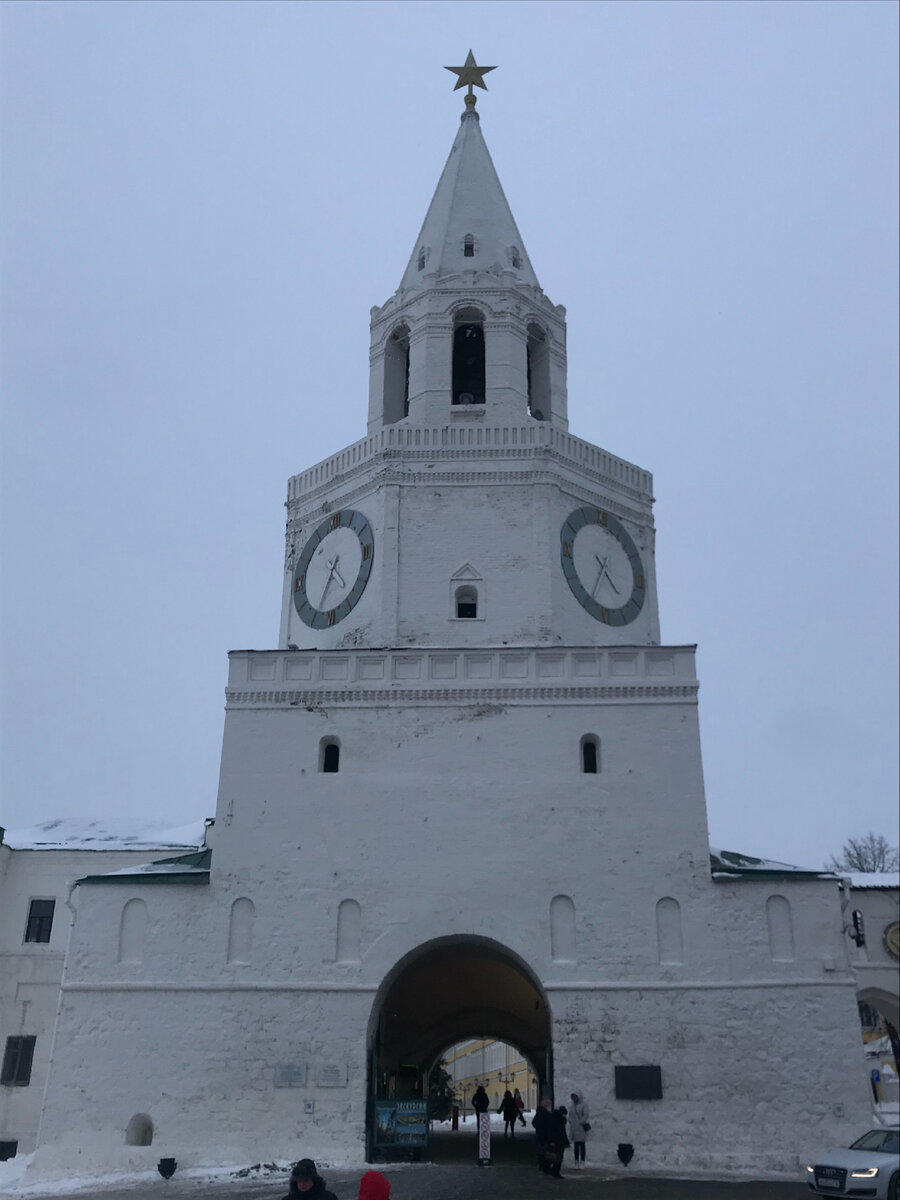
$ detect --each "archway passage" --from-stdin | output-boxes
[367,937,552,1161]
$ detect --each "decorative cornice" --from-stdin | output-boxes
[62,974,853,995]
[286,425,652,509]
[226,685,698,709]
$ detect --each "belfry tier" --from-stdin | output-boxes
[367,103,568,430]
[280,103,660,653]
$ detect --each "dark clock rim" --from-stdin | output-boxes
[293,509,375,629]
[560,505,645,626]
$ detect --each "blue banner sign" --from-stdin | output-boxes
[374,1100,428,1147]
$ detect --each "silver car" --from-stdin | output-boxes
[806,1127,899,1198]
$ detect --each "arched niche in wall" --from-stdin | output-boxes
[125,1112,153,1146]
[227,897,255,964]
[118,897,147,965]
[383,323,410,425]
[336,898,361,963]
[550,894,576,963]
[766,894,795,962]
[656,896,684,965]
[526,321,551,421]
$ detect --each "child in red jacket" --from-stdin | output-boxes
[358,1170,390,1199]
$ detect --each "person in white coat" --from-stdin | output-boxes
[567,1091,590,1168]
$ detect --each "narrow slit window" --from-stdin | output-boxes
[581,735,600,774]
[321,740,340,773]
[463,234,475,258]
[417,247,426,271]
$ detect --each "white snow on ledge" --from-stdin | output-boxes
[2,817,208,852]
[848,872,900,889]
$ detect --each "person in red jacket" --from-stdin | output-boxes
[358,1169,391,1199]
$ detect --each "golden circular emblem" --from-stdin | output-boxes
[884,921,900,960]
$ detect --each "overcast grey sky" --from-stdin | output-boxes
[1,0,897,868]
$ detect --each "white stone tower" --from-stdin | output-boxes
[31,57,870,1179]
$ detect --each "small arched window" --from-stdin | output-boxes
[463,233,475,258]
[581,735,600,774]
[455,586,478,619]
[125,1113,153,1147]
[509,245,522,269]
[320,738,340,773]
[417,247,427,271]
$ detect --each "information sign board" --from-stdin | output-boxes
[374,1100,428,1148]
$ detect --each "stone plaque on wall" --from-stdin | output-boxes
[316,1063,348,1087]
[274,1063,307,1088]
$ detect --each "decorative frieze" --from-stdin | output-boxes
[227,645,698,708]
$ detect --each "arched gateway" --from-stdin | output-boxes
[366,937,551,1157]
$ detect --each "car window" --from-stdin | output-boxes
[849,1129,900,1153]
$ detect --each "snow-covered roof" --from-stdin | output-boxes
[848,872,900,889]
[2,817,207,852]
[710,846,832,879]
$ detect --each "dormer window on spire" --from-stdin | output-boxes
[463,233,475,258]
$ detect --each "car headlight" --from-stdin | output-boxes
[850,1167,879,1178]
[806,1165,814,1173]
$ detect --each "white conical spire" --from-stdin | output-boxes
[399,106,540,291]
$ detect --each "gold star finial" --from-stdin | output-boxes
[444,50,497,109]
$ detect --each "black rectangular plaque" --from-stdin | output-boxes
[614,1065,662,1099]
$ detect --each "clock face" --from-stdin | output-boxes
[560,506,645,626]
[293,510,375,629]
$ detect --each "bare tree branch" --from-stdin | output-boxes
[825,832,900,873]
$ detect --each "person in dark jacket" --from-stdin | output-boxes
[546,1105,570,1178]
[357,1169,390,1199]
[498,1089,519,1137]
[471,1084,489,1114]
[283,1158,339,1200]
[531,1097,553,1171]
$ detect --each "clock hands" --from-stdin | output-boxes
[318,556,346,609]
[590,552,621,599]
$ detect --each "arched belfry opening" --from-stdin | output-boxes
[366,936,552,1159]
[383,323,410,424]
[452,308,486,406]
[526,321,551,421]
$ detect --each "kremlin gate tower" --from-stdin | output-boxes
[30,54,869,1178]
